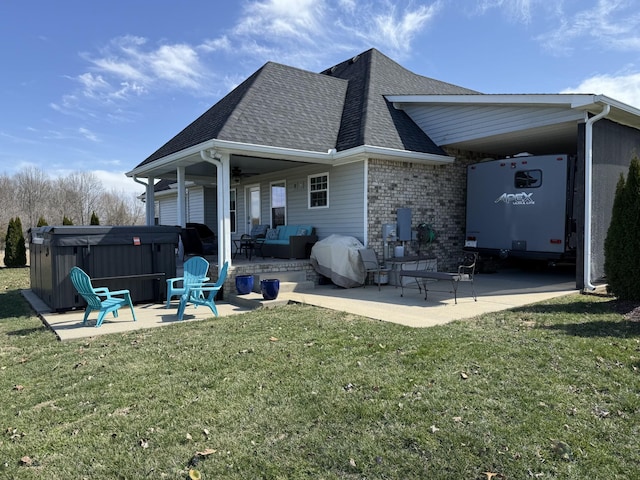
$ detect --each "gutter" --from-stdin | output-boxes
[132,176,154,225]
[583,103,611,292]
[127,139,454,178]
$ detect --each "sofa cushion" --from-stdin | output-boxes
[296,225,313,236]
[264,239,288,245]
[268,225,315,242]
[284,225,299,239]
[266,228,279,240]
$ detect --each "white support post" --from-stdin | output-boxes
[218,153,232,264]
[177,166,186,227]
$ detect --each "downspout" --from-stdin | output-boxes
[200,149,229,271]
[133,176,154,226]
[583,103,611,291]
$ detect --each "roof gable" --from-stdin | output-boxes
[321,49,477,154]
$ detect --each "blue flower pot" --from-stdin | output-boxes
[235,275,254,295]
[260,279,280,300]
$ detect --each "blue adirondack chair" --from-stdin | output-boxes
[165,256,210,308]
[69,266,137,327]
[177,261,229,320]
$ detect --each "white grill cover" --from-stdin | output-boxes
[310,235,365,288]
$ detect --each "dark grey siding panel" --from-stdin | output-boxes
[576,119,640,287]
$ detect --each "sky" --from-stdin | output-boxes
[2,0,640,196]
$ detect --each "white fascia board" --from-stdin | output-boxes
[127,141,217,178]
[387,93,599,109]
[333,145,455,165]
[127,138,455,178]
[591,95,640,117]
[388,93,640,119]
[127,139,335,178]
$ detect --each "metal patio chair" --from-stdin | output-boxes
[358,248,388,291]
[456,251,478,302]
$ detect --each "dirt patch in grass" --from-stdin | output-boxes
[612,300,640,321]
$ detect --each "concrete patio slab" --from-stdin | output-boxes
[23,289,253,341]
[284,268,578,328]
[23,268,578,340]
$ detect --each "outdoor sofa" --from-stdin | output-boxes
[259,225,317,259]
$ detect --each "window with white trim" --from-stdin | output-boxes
[308,173,329,209]
[270,181,286,227]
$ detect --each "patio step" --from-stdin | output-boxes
[226,280,314,310]
[226,291,289,309]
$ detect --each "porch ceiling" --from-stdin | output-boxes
[139,152,311,182]
[443,121,579,157]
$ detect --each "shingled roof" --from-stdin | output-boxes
[322,49,477,153]
[136,48,477,169]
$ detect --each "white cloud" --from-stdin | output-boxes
[199,35,232,53]
[237,0,326,43]
[78,127,100,142]
[61,0,444,113]
[538,0,640,55]
[358,2,441,56]
[223,0,442,69]
[338,0,357,13]
[474,0,553,23]
[91,170,144,195]
[148,44,205,89]
[62,35,210,114]
[562,71,640,110]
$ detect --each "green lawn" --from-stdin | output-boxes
[1,267,639,479]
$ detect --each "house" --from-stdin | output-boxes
[127,48,640,290]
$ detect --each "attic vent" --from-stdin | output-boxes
[330,65,337,74]
[350,55,359,64]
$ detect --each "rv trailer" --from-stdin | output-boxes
[465,154,578,264]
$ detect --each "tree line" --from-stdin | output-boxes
[1,166,145,248]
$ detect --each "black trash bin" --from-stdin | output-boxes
[29,225,180,311]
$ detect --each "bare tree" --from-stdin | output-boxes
[56,171,104,225]
[14,166,51,228]
[98,190,145,225]
[2,167,144,230]
[0,173,19,249]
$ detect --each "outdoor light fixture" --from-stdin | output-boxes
[231,166,242,184]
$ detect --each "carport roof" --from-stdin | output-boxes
[387,93,640,157]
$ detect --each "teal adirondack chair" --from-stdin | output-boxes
[69,267,137,327]
[165,256,210,308]
[177,261,229,320]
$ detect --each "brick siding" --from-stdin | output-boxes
[366,149,496,270]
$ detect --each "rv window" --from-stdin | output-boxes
[515,170,542,188]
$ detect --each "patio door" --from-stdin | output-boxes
[246,185,261,232]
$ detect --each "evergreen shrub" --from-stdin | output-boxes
[604,156,640,300]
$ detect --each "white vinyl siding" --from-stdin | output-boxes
[187,186,204,223]
[232,162,366,242]
[403,104,585,146]
[158,195,177,226]
[203,187,218,235]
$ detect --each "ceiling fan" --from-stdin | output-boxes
[231,166,257,184]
